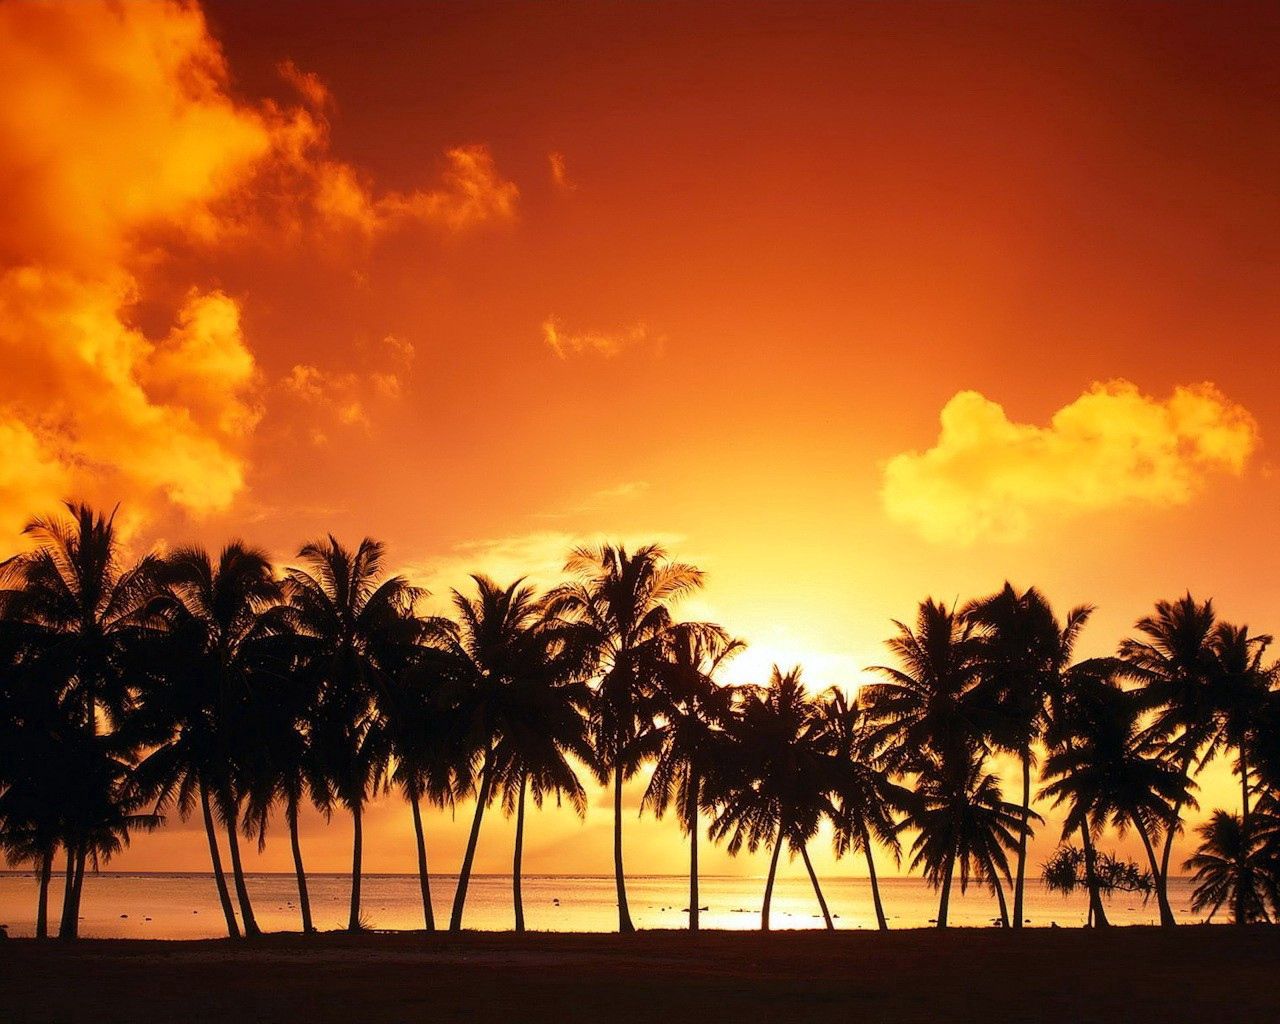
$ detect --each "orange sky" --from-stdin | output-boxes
[2,0,1279,882]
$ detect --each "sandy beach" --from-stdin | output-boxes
[3,927,1278,1023]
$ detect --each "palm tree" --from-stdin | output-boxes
[863,599,981,773]
[383,645,467,932]
[901,748,1029,927]
[1040,681,1189,926]
[813,687,911,930]
[1118,594,1218,916]
[711,667,836,931]
[0,503,159,937]
[965,584,1089,928]
[133,543,282,937]
[442,576,592,931]
[545,543,704,933]
[1184,810,1274,924]
[286,536,423,932]
[643,622,743,931]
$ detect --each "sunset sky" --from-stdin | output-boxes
[2,0,1279,882]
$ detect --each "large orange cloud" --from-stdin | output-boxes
[882,380,1260,545]
[0,0,517,538]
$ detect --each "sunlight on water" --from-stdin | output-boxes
[0,873,1204,939]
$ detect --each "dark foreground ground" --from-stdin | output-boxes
[2,927,1278,1024]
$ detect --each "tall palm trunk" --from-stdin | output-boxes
[57,845,77,939]
[612,763,635,933]
[286,796,313,933]
[760,822,785,931]
[1238,746,1250,926]
[450,752,494,931]
[937,849,957,928]
[409,793,434,931]
[1012,748,1031,928]
[1079,824,1109,928]
[800,843,834,930]
[1135,819,1176,926]
[223,799,260,936]
[862,833,889,930]
[687,775,700,932]
[35,848,53,938]
[200,781,240,938]
[992,872,1010,927]
[513,773,528,932]
[1157,746,1195,903]
[348,800,364,931]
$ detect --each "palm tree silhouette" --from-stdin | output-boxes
[712,667,836,931]
[643,622,743,931]
[286,536,423,932]
[965,584,1084,928]
[546,544,704,933]
[0,503,159,937]
[1184,810,1274,923]
[813,687,910,930]
[443,576,589,931]
[1041,679,1189,926]
[863,599,981,774]
[133,543,281,937]
[901,748,1029,927]
[1118,594,1218,922]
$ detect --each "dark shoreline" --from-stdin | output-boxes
[3,927,1277,1024]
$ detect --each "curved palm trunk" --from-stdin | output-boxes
[450,753,494,931]
[862,835,889,930]
[57,845,77,939]
[760,823,785,931]
[65,847,87,940]
[1079,824,1109,928]
[612,764,635,934]
[800,843,834,930]
[936,850,957,928]
[348,801,364,931]
[223,803,260,936]
[992,872,1010,927]
[409,793,435,931]
[1012,749,1031,929]
[1157,747,1195,903]
[687,775,700,932]
[286,796,314,933]
[35,848,53,939]
[513,774,528,932]
[1135,819,1176,927]
[200,782,240,938]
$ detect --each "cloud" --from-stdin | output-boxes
[0,1,514,538]
[541,317,661,358]
[548,151,575,190]
[882,381,1260,544]
[280,335,414,442]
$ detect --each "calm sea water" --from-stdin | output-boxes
[0,871,1204,939]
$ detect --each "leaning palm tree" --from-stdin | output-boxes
[1209,625,1274,845]
[0,503,159,937]
[1118,594,1218,915]
[133,543,282,937]
[643,622,744,931]
[1184,810,1274,924]
[964,584,1089,929]
[813,687,911,930]
[285,536,424,931]
[545,543,704,933]
[383,644,468,932]
[1040,682,1189,926]
[901,748,1029,927]
[711,667,836,931]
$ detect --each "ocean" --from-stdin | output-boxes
[0,871,1204,939]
